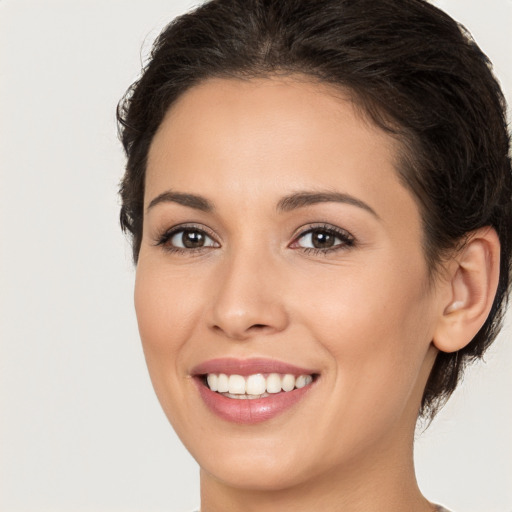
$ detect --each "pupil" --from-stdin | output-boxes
[313,231,334,248]
[182,230,204,248]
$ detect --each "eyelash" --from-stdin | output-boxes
[154,223,355,256]
[291,224,355,256]
[154,223,218,255]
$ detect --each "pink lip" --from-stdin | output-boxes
[191,358,318,424]
[191,357,316,377]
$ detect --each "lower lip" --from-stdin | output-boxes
[195,378,315,424]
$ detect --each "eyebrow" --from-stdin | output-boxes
[146,189,378,218]
[146,191,214,213]
[277,191,379,218]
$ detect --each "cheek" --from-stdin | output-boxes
[133,259,210,431]
[134,261,202,375]
[293,254,434,416]
[296,254,432,348]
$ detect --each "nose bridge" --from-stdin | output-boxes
[209,239,288,340]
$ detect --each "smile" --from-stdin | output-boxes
[206,372,314,398]
[192,358,318,424]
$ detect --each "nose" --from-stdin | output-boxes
[208,249,289,341]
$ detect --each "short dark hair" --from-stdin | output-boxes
[117,0,512,419]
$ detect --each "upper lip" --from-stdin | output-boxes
[191,358,317,377]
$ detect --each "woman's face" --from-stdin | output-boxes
[135,77,441,490]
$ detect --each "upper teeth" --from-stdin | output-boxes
[206,373,313,396]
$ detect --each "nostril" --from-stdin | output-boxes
[248,324,273,333]
[211,322,274,340]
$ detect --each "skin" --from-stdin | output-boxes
[134,76,497,511]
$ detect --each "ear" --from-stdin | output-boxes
[433,227,501,353]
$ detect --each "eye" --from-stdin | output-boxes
[155,225,219,253]
[291,225,355,253]
[170,229,216,249]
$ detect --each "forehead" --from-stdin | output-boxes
[145,76,417,228]
[149,77,395,176]
[149,76,395,158]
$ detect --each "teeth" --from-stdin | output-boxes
[282,373,295,392]
[205,372,314,397]
[228,374,246,394]
[296,375,309,389]
[246,374,266,395]
[266,373,282,394]
[206,374,218,392]
[223,392,270,399]
[217,373,229,393]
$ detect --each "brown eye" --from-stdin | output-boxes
[310,230,336,248]
[169,229,217,249]
[297,229,339,249]
[293,226,354,253]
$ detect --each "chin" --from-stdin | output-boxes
[197,451,317,492]
[180,421,341,493]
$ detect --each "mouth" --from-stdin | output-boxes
[202,372,314,399]
[191,358,318,424]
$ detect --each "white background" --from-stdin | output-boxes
[0,1,510,511]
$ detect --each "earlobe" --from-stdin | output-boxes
[433,227,500,353]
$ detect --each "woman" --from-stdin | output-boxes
[117,0,511,510]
